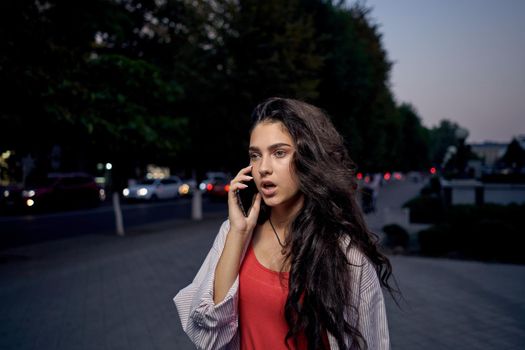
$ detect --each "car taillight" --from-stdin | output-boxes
[383,172,391,181]
[225,184,230,192]
[357,173,363,180]
[430,167,437,175]
[206,183,213,191]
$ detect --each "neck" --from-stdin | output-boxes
[269,194,304,231]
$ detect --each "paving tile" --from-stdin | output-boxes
[1,215,525,350]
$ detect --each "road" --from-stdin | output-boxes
[1,176,424,251]
[0,197,228,250]
[1,179,523,350]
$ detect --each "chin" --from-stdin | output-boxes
[262,196,281,207]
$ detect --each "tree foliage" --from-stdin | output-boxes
[0,0,464,183]
[498,138,525,172]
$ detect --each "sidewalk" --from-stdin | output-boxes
[2,211,525,349]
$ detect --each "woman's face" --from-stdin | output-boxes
[249,121,303,211]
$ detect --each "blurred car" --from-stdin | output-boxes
[0,183,24,214]
[199,172,229,190]
[21,172,104,212]
[122,176,182,201]
[207,177,231,200]
[392,172,404,180]
[199,172,230,200]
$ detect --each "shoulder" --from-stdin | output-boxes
[339,236,365,265]
[339,237,379,292]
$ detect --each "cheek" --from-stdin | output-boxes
[283,166,300,191]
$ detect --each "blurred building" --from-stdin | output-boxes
[470,141,506,168]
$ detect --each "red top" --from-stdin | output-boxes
[239,244,308,349]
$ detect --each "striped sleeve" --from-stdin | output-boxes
[173,220,240,350]
[357,258,390,350]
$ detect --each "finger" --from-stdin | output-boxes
[233,174,253,184]
[228,182,247,198]
[247,193,262,220]
[230,174,253,186]
[236,164,253,177]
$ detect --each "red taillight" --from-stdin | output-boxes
[384,172,391,181]
[357,173,363,180]
[206,183,213,191]
[430,167,437,175]
[364,175,370,183]
[225,184,230,192]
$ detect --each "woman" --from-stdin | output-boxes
[174,97,395,349]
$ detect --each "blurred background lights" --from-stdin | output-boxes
[179,184,190,195]
[1,150,11,159]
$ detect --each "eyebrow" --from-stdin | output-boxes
[248,143,292,152]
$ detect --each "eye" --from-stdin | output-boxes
[274,150,287,158]
[249,153,260,161]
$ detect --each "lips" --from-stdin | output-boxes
[260,180,277,196]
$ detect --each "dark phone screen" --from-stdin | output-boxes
[236,174,258,217]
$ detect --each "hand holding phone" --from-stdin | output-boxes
[236,172,259,217]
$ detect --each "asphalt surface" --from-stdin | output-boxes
[1,180,524,349]
[0,197,228,250]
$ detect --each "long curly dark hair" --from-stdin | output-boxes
[250,97,397,350]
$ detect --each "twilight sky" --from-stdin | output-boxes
[357,0,524,143]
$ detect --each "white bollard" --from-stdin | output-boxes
[112,192,125,236]
[192,189,203,220]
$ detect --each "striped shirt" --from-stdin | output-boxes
[174,220,390,350]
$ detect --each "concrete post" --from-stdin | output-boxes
[112,192,125,236]
[192,189,203,220]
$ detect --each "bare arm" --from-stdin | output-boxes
[213,165,261,304]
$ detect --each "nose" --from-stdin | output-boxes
[257,154,272,176]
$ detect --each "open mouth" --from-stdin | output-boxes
[260,181,277,195]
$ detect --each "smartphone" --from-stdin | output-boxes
[236,174,258,217]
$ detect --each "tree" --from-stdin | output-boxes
[498,138,525,173]
[301,1,398,170]
[428,120,463,166]
[175,0,325,174]
[395,103,430,171]
[1,0,445,181]
[0,0,188,186]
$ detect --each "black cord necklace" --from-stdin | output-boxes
[269,217,287,255]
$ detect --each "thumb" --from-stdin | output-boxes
[247,193,262,222]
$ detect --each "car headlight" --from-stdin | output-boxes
[26,199,35,207]
[199,183,206,191]
[3,190,9,198]
[138,188,148,196]
[23,190,35,198]
[179,184,190,195]
[122,188,130,197]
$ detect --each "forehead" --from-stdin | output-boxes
[249,121,293,147]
